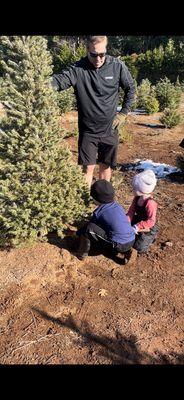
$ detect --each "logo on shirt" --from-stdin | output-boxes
[105,76,113,79]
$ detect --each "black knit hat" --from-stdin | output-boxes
[90,179,115,203]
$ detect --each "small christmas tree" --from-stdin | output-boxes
[136,78,152,109]
[144,95,159,114]
[155,77,181,111]
[136,79,159,114]
[160,107,183,128]
[0,36,89,247]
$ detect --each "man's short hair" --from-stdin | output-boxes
[86,36,108,48]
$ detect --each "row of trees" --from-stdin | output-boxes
[46,35,184,58]
[121,39,184,83]
[45,36,184,83]
[135,77,183,128]
[108,36,184,56]
[47,37,86,74]
[1,36,184,83]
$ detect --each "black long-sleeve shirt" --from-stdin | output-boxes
[52,55,135,137]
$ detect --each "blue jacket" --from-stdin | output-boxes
[90,201,135,245]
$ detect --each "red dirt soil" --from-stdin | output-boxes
[0,106,184,365]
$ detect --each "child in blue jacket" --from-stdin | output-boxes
[77,179,135,261]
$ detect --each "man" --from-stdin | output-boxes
[51,36,135,187]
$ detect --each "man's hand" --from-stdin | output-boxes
[112,113,126,130]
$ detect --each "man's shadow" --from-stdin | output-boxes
[31,307,184,365]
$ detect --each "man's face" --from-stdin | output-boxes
[87,41,107,69]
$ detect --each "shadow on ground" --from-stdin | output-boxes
[31,307,184,365]
[47,231,125,265]
[135,122,165,129]
[165,172,184,184]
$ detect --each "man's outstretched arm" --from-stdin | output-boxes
[51,66,77,91]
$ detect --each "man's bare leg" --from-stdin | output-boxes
[99,163,112,181]
[83,165,96,188]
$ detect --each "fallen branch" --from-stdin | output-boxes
[12,332,64,353]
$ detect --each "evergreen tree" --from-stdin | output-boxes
[74,42,86,61]
[155,77,182,110]
[57,87,76,114]
[48,37,86,74]
[136,79,152,108]
[0,36,89,247]
[144,96,159,115]
[57,42,74,69]
[160,107,183,128]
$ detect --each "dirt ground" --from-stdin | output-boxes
[0,105,184,365]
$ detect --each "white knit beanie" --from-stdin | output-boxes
[132,169,157,195]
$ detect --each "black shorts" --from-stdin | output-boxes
[78,129,119,168]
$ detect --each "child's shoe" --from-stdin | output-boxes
[76,235,91,261]
[124,248,138,265]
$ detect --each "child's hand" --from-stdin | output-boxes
[133,225,139,234]
[139,228,150,233]
[133,225,150,234]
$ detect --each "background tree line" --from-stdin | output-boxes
[44,36,184,83]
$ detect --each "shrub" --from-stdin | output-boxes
[155,77,182,111]
[52,41,86,74]
[118,125,132,143]
[136,78,152,109]
[74,43,86,62]
[55,42,74,70]
[0,77,3,96]
[144,96,159,114]
[180,81,184,92]
[136,46,165,83]
[118,79,138,111]
[130,79,138,110]
[160,107,183,128]
[121,54,139,80]
[111,168,124,191]
[136,79,159,113]
[57,87,76,113]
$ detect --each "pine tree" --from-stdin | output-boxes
[160,107,183,128]
[136,79,152,109]
[155,77,182,111]
[144,96,159,115]
[0,36,89,247]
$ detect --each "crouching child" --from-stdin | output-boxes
[76,179,136,263]
[127,169,158,254]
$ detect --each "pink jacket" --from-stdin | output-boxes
[127,196,157,230]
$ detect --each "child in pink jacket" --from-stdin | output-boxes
[127,169,158,253]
